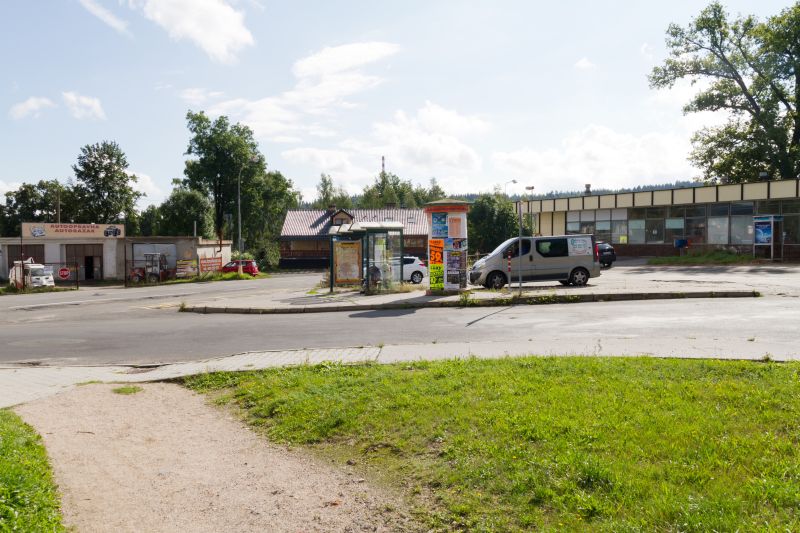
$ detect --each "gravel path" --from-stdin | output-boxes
[15,383,416,532]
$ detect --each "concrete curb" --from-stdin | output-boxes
[182,290,760,315]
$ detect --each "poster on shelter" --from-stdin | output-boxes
[429,238,444,290]
[754,220,772,245]
[334,241,361,283]
[432,212,448,238]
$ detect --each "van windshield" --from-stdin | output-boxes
[30,268,45,277]
[490,238,517,257]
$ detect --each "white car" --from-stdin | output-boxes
[400,256,427,284]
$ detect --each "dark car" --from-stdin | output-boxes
[222,259,260,276]
[596,241,616,268]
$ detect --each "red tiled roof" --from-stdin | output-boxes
[280,209,429,239]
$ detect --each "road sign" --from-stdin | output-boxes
[58,267,70,280]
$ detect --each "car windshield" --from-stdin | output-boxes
[489,238,517,257]
[30,268,45,276]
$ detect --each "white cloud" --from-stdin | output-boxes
[179,87,224,106]
[129,0,254,64]
[292,42,400,79]
[640,42,654,62]
[282,147,353,173]
[574,57,596,70]
[62,91,106,120]
[129,171,165,209]
[79,0,130,35]
[0,180,23,196]
[9,97,56,120]
[369,102,486,172]
[493,124,696,192]
[208,41,400,141]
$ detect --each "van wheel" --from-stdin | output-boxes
[569,268,589,286]
[410,271,423,284]
[486,271,507,289]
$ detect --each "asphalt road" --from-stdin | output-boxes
[1,269,798,365]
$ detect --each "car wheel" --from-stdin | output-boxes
[487,271,506,289]
[569,267,589,286]
[410,271,423,284]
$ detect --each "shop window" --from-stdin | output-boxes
[730,216,753,244]
[667,206,685,218]
[756,200,781,214]
[781,199,800,214]
[685,205,706,217]
[596,209,611,220]
[708,217,729,244]
[686,217,706,244]
[730,201,754,215]
[580,210,595,221]
[579,222,595,234]
[612,220,628,244]
[645,219,665,243]
[665,218,685,243]
[566,222,580,233]
[646,207,666,219]
[629,208,646,220]
[782,215,800,244]
[708,203,730,216]
[567,211,580,222]
[628,219,645,244]
[611,208,628,220]
[595,220,611,243]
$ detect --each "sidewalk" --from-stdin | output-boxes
[3,339,795,409]
[182,273,759,315]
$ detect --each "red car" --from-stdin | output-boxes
[222,260,260,276]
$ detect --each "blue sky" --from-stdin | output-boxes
[1,0,790,207]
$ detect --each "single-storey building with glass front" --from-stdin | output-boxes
[518,178,800,258]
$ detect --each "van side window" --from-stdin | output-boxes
[504,239,531,258]
[536,238,568,257]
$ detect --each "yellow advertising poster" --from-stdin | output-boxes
[429,239,444,289]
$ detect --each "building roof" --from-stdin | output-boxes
[281,209,428,240]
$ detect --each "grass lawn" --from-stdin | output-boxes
[185,357,800,532]
[647,250,758,265]
[0,286,73,296]
[0,410,64,531]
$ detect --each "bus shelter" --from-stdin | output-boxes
[329,221,404,294]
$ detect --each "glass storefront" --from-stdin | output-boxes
[565,199,799,246]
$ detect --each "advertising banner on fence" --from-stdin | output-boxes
[429,238,444,290]
[176,259,198,278]
[754,219,773,245]
[199,256,222,273]
[22,222,125,239]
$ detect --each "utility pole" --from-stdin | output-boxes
[56,186,61,223]
[381,156,385,174]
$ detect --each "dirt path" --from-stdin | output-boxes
[14,383,416,532]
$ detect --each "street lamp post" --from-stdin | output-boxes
[519,185,534,295]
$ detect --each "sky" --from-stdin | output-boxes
[1,0,791,208]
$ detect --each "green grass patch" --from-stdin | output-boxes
[0,410,64,531]
[647,250,757,265]
[0,286,73,296]
[185,357,800,531]
[111,385,143,395]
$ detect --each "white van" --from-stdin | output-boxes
[469,234,601,289]
[9,261,56,289]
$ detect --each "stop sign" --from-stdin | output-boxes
[58,267,70,280]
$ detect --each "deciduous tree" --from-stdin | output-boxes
[650,2,800,182]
